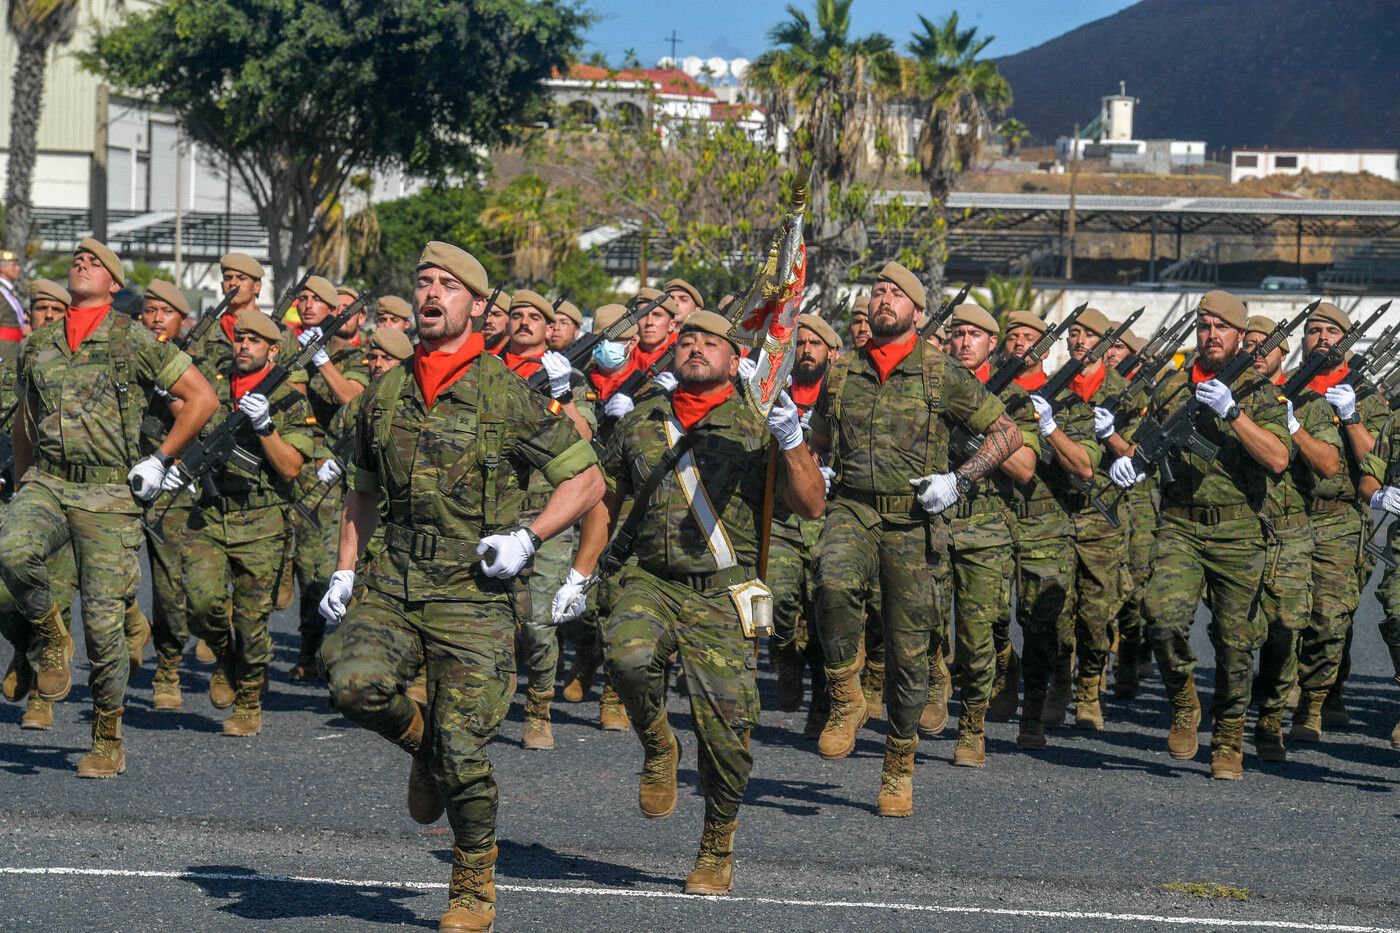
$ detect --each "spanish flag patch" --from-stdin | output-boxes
[546,399,563,416]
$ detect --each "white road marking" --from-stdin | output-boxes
[0,866,1395,932]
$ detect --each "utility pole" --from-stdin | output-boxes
[90,85,109,241]
[173,122,184,285]
[1065,122,1079,281]
[664,30,682,62]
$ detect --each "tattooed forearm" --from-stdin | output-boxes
[956,414,1023,483]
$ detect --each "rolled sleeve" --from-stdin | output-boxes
[541,437,599,487]
[154,350,193,392]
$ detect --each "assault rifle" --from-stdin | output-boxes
[1103,313,1197,417]
[290,431,356,528]
[1364,514,1398,570]
[179,271,308,351]
[144,292,374,542]
[472,286,505,334]
[1115,311,1195,379]
[1340,303,1398,389]
[1034,308,1144,411]
[528,293,665,393]
[1281,302,1389,400]
[270,271,313,325]
[916,283,972,341]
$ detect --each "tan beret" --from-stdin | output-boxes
[555,300,584,326]
[220,252,264,280]
[679,309,739,348]
[593,303,638,340]
[417,240,489,295]
[949,303,999,336]
[717,294,736,314]
[233,308,281,343]
[304,275,338,308]
[1120,329,1145,354]
[1308,301,1350,332]
[144,279,189,315]
[492,290,511,314]
[76,237,124,287]
[29,277,70,307]
[798,313,840,349]
[1077,307,1112,338]
[876,261,925,310]
[1245,314,1289,353]
[336,285,359,300]
[510,288,555,322]
[1004,310,1048,336]
[851,294,870,316]
[634,286,680,317]
[1198,289,1247,330]
[376,295,412,321]
[370,327,414,361]
[663,278,704,309]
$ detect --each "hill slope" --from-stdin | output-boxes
[996,0,1400,151]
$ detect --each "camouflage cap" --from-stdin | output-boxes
[663,277,704,309]
[949,303,999,336]
[679,308,739,349]
[1308,301,1350,332]
[76,236,125,287]
[144,279,190,316]
[1246,313,1289,354]
[798,312,840,349]
[304,275,338,308]
[417,240,489,295]
[233,308,281,342]
[376,295,412,320]
[555,299,584,326]
[634,286,680,317]
[370,327,414,361]
[1197,289,1247,330]
[29,277,70,307]
[220,252,264,280]
[593,303,638,339]
[1077,307,1112,338]
[876,261,925,310]
[1004,310,1047,336]
[510,288,555,322]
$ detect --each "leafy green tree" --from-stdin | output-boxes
[82,0,588,293]
[998,117,1030,156]
[478,174,585,285]
[346,183,498,298]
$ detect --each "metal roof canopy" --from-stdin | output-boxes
[33,209,268,263]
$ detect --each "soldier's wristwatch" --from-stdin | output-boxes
[1224,404,1242,423]
[523,528,543,552]
[953,473,973,497]
[1339,411,1361,426]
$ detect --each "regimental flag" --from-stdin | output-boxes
[736,186,808,417]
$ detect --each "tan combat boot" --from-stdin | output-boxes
[1073,674,1104,732]
[1166,675,1201,760]
[398,703,445,825]
[222,680,263,737]
[208,643,236,710]
[684,819,738,896]
[988,646,1020,722]
[635,712,681,819]
[918,649,950,735]
[195,639,216,664]
[1210,716,1245,780]
[3,649,33,703]
[1285,682,1300,709]
[1391,718,1400,751]
[22,695,54,730]
[817,657,868,760]
[954,702,988,768]
[1017,692,1047,749]
[151,656,183,711]
[32,604,73,701]
[1290,689,1325,742]
[561,641,597,703]
[521,690,554,751]
[774,643,805,713]
[124,602,150,672]
[599,681,630,731]
[1042,654,1072,727]
[405,667,428,707]
[876,734,918,817]
[77,706,126,778]
[440,844,497,932]
[861,660,885,720]
[1254,710,1286,763]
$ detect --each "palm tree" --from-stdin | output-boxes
[998,117,1029,157]
[478,174,582,286]
[905,12,1011,291]
[4,0,80,256]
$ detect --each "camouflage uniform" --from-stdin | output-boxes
[1364,412,1400,682]
[1113,373,1161,691]
[321,355,594,859]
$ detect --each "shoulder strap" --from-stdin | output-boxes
[599,425,702,575]
[109,314,142,463]
[922,342,946,475]
[477,357,507,534]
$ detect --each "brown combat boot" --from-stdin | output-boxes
[1166,675,1202,760]
[774,643,805,713]
[876,734,918,817]
[195,639,216,664]
[222,680,263,737]
[1042,654,1072,727]
[22,695,54,730]
[561,641,597,703]
[1074,674,1104,732]
[918,649,950,735]
[817,658,868,760]
[1390,718,1400,751]
[288,634,324,683]
[1321,684,1350,728]
[1210,716,1245,780]
[988,646,1020,722]
[1290,689,1325,742]
[953,703,988,768]
[683,819,738,895]
[802,674,829,740]
[3,649,33,703]
[1254,710,1286,763]
[861,660,885,720]
[635,712,681,819]
[151,656,183,711]
[440,844,497,932]
[207,641,236,710]
[124,602,150,672]
[1285,682,1300,709]
[405,667,428,707]
[1114,638,1141,698]
[1017,692,1047,749]
[77,706,126,778]
[522,691,554,751]
[599,681,630,731]
[397,703,445,825]
[32,604,73,701]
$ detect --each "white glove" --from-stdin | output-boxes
[738,357,758,382]
[1371,486,1400,516]
[316,459,344,484]
[1285,399,1300,436]
[767,391,804,450]
[1029,395,1057,437]
[819,465,835,498]
[909,472,960,515]
[318,570,355,623]
[238,392,273,434]
[477,528,537,578]
[1325,384,1357,421]
[1195,378,1235,419]
[1093,406,1117,439]
[298,327,330,367]
[161,462,190,493]
[603,393,635,418]
[653,371,678,392]
[1109,455,1146,488]
[550,567,590,625]
[541,350,572,399]
[127,455,168,502]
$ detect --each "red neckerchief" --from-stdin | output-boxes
[790,378,822,411]
[1014,369,1047,391]
[414,333,486,408]
[1190,361,1217,384]
[863,332,918,385]
[631,333,675,374]
[590,361,636,400]
[1068,363,1107,402]
[1272,372,1286,387]
[65,304,111,352]
[220,313,237,344]
[1307,360,1349,395]
[671,382,734,431]
[231,362,273,401]
[504,346,544,378]
[972,361,991,383]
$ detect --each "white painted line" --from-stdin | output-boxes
[0,867,1395,933]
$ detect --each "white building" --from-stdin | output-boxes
[1056,83,1206,174]
[1230,148,1400,184]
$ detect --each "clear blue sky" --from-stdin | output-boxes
[581,0,1137,65]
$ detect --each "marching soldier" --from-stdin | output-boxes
[0,238,218,776]
[192,253,305,377]
[1359,413,1400,747]
[663,278,704,322]
[296,275,368,424]
[547,300,584,351]
[849,295,871,350]
[317,241,603,932]
[807,261,1022,815]
[1109,290,1289,779]
[481,289,511,356]
[25,279,68,330]
[374,295,415,335]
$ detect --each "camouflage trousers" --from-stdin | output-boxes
[948,505,1013,708]
[0,519,76,670]
[185,504,289,691]
[1334,512,1383,695]
[1069,506,1129,683]
[291,476,341,655]
[1296,506,1363,694]
[1253,514,1313,716]
[515,524,577,700]
[322,588,515,852]
[0,479,141,710]
[767,517,823,673]
[1009,508,1075,699]
[144,499,193,667]
[815,501,946,741]
[1375,519,1400,680]
[1115,483,1159,658]
[603,564,759,824]
[1142,514,1266,724]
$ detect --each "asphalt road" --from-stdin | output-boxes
[2,555,1399,932]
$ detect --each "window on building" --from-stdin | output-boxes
[1235,154,1258,167]
[1275,155,1299,169]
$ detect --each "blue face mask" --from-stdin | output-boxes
[592,340,629,371]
